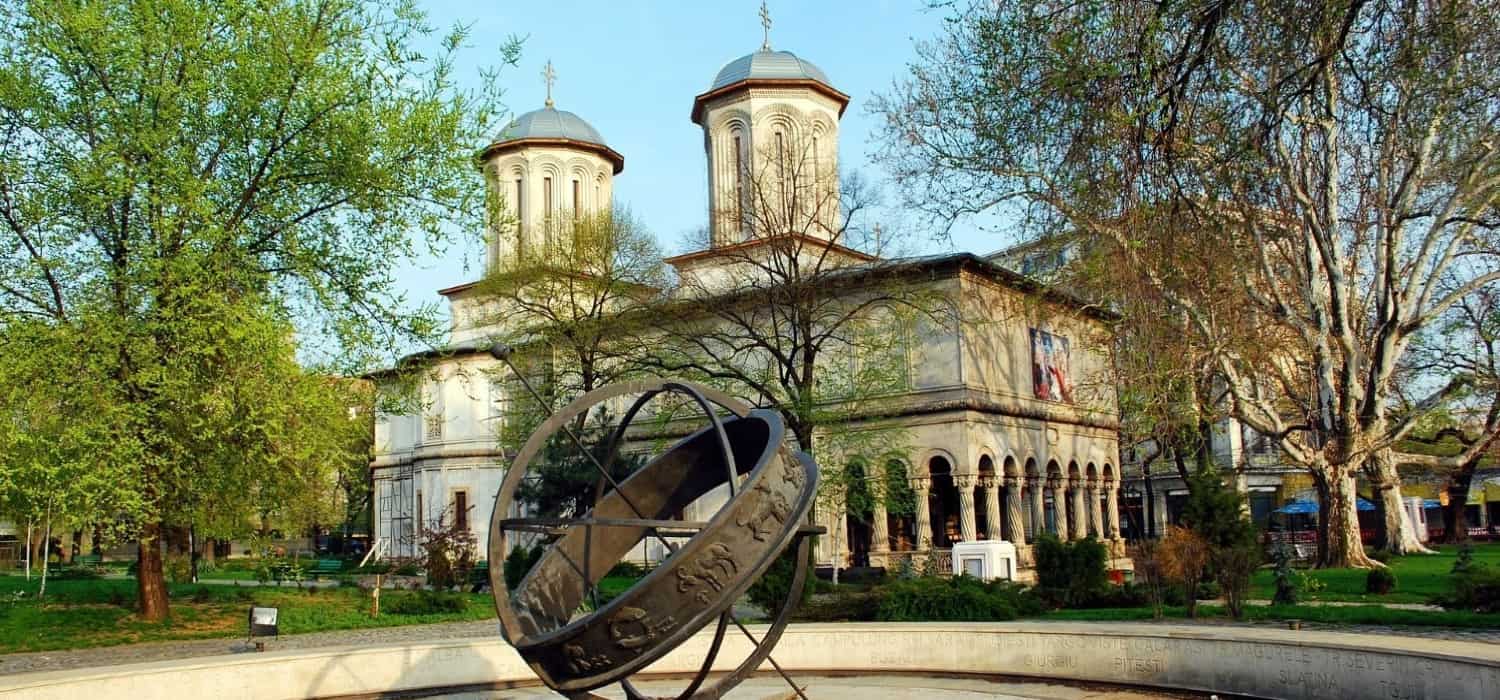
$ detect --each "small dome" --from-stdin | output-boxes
[494,106,607,147]
[709,50,832,91]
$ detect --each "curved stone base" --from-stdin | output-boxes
[2,622,1496,700]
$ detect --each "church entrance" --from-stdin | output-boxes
[928,456,960,548]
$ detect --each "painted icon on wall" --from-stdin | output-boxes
[1030,328,1074,403]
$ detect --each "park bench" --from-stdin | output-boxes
[74,554,103,569]
[309,559,344,580]
[469,561,490,593]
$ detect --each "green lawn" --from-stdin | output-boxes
[0,576,495,654]
[1045,603,1500,629]
[1247,542,1500,604]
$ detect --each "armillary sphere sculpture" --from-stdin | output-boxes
[485,344,822,700]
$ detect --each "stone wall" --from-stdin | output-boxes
[4,623,1495,700]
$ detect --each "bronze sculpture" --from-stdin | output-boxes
[486,344,821,699]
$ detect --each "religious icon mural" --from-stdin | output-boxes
[1030,328,1074,403]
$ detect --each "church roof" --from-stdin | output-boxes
[482,106,624,174]
[495,106,607,146]
[709,50,832,91]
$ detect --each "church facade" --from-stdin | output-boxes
[370,39,1129,580]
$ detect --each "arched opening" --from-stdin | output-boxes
[928,455,958,548]
[1024,457,1040,537]
[884,458,916,551]
[845,459,873,568]
[976,455,996,539]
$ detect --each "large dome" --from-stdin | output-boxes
[494,106,608,147]
[709,49,832,91]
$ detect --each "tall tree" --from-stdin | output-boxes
[873,0,1500,567]
[0,0,517,618]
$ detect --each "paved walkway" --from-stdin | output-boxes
[3,616,1496,678]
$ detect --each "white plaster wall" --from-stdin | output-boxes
[482,146,614,270]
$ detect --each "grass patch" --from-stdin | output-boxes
[1248,542,1500,604]
[0,576,494,654]
[1043,603,1500,628]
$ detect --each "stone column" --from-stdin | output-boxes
[1152,485,1170,535]
[1029,476,1046,539]
[871,499,890,553]
[982,477,1002,541]
[912,477,932,549]
[1051,477,1070,540]
[1071,478,1089,540]
[1106,483,1121,539]
[1004,475,1027,547]
[955,475,978,542]
[1088,479,1105,539]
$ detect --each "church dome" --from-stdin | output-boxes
[494,106,608,147]
[709,49,832,91]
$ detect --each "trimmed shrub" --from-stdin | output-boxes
[876,575,1019,622]
[386,590,467,615]
[1435,569,1500,613]
[504,544,545,591]
[1032,534,1109,608]
[795,589,885,622]
[745,544,814,613]
[1365,567,1397,595]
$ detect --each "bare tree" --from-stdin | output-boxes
[873,0,1500,566]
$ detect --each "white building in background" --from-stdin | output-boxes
[370,37,1129,579]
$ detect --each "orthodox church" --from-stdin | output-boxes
[370,28,1129,580]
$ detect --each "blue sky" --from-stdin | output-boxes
[393,1,1006,311]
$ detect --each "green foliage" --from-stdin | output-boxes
[744,544,814,613]
[164,555,193,585]
[1180,469,1257,550]
[1435,569,1500,613]
[1453,542,1478,574]
[385,590,467,615]
[1272,544,1299,606]
[1365,568,1397,595]
[1032,534,1109,607]
[0,0,519,612]
[503,543,545,591]
[876,575,1039,622]
[1368,548,1393,564]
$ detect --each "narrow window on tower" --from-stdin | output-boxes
[572,179,580,219]
[733,134,745,239]
[543,177,554,249]
[514,178,524,259]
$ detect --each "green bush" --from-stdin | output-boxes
[503,544,545,591]
[745,544,813,613]
[392,562,422,577]
[795,589,884,622]
[1368,548,1393,564]
[1452,542,1478,575]
[607,561,648,579]
[877,575,1019,622]
[1365,568,1397,595]
[386,590,467,615]
[1032,535,1109,607]
[48,567,103,581]
[1435,568,1500,613]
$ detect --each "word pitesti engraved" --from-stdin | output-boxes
[564,642,613,674]
[609,606,679,652]
[737,481,792,541]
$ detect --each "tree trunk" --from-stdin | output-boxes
[23,521,31,581]
[1369,449,1434,555]
[137,522,170,621]
[1320,469,1379,569]
[38,513,51,601]
[1443,472,1473,544]
[70,530,82,564]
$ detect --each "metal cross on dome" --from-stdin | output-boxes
[542,60,556,108]
[759,1,772,51]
